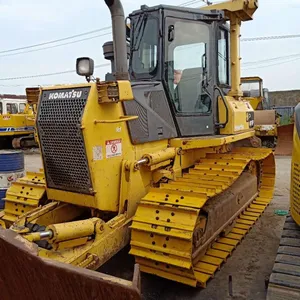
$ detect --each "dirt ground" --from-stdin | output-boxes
[24,153,291,300]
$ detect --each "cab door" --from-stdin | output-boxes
[164,17,215,137]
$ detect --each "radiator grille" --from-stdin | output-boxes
[37,87,93,194]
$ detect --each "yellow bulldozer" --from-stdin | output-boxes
[266,104,300,299]
[0,0,276,299]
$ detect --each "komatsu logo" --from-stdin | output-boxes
[49,90,82,100]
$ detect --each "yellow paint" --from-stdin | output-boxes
[0,87,40,141]
[0,114,35,137]
[248,97,261,110]
[254,125,277,137]
[201,0,258,97]
[97,80,134,103]
[218,95,254,135]
[241,77,263,110]
[1,0,279,292]
[170,130,254,149]
[0,171,46,227]
[47,218,99,244]
[130,147,275,287]
[290,123,300,225]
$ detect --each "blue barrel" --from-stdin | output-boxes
[0,150,25,209]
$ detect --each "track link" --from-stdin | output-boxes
[0,170,46,226]
[130,147,275,287]
[267,215,300,299]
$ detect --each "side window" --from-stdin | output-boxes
[132,18,158,76]
[0,102,2,114]
[218,29,229,85]
[19,103,26,113]
[166,20,211,114]
[6,103,18,114]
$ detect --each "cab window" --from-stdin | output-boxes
[241,80,261,97]
[131,17,158,77]
[218,28,229,85]
[19,103,26,112]
[0,102,2,114]
[6,103,18,114]
[166,19,211,114]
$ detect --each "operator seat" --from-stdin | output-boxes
[176,67,203,112]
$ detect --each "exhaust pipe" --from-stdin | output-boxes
[104,0,128,80]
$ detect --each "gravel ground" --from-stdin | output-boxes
[24,153,291,300]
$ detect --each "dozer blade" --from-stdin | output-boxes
[0,228,141,300]
[275,124,294,156]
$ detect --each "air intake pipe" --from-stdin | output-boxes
[104,0,128,80]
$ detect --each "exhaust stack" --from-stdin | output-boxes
[104,0,128,80]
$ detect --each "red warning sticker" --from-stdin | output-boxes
[105,139,122,158]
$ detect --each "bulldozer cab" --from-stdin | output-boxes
[241,76,264,110]
[126,5,230,137]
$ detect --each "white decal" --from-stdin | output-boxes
[93,146,103,161]
[49,90,82,100]
[116,127,122,133]
[0,171,25,189]
[258,125,276,131]
[235,124,245,131]
[106,139,122,158]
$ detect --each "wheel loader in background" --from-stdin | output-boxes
[241,76,278,149]
[266,103,300,299]
[0,0,276,299]
[0,91,38,149]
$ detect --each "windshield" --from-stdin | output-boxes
[165,19,211,114]
[241,80,262,97]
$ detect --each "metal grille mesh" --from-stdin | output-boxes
[37,87,92,194]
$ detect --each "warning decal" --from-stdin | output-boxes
[106,139,122,158]
[93,146,103,161]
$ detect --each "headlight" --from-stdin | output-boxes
[76,57,94,77]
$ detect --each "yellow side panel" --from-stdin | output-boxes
[81,84,168,212]
[47,189,97,208]
[219,96,254,135]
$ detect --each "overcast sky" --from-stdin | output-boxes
[0,0,299,95]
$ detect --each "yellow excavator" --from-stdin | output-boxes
[0,0,276,299]
[0,90,39,149]
[266,103,300,299]
[0,95,36,149]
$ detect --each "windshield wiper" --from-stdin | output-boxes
[132,13,148,51]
